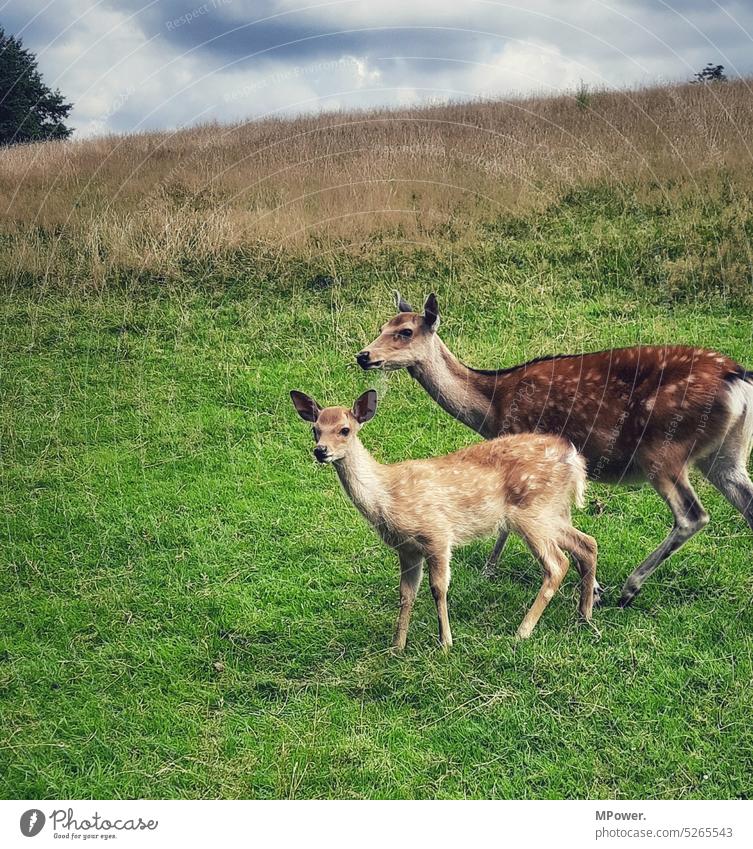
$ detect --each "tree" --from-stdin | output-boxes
[0,27,72,145]
[693,63,727,84]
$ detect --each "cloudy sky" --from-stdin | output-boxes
[4,0,753,137]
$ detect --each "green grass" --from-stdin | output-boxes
[2,192,753,799]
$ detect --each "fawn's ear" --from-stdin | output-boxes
[395,290,413,313]
[290,390,321,422]
[352,389,378,424]
[423,293,440,331]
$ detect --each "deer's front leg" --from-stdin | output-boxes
[392,548,424,653]
[427,546,453,652]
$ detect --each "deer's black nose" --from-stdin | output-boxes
[356,351,370,368]
[314,446,328,462]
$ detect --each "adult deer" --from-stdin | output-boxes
[356,293,753,606]
[291,389,596,649]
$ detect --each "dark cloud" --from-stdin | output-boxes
[102,0,753,72]
[3,1,752,135]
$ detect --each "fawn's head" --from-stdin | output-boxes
[356,292,440,372]
[290,389,378,463]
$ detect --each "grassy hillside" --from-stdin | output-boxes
[1,81,753,799]
[1,79,753,296]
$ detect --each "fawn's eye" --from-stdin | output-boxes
[398,328,413,339]
[340,427,350,436]
[312,428,319,439]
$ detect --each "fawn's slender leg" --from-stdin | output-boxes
[427,547,452,651]
[517,537,569,639]
[619,468,708,607]
[484,526,603,604]
[392,547,424,653]
[482,529,509,578]
[559,527,598,622]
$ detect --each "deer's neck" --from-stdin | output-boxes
[408,338,501,437]
[334,439,389,526]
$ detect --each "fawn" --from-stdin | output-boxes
[357,293,753,606]
[290,389,597,651]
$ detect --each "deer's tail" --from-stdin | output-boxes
[563,442,588,509]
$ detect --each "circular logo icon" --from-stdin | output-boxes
[20,810,46,837]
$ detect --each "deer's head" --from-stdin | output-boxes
[290,389,377,463]
[356,293,440,372]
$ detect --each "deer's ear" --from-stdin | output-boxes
[352,389,378,424]
[290,390,320,422]
[395,291,413,313]
[423,293,440,331]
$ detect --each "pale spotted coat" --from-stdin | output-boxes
[291,390,597,650]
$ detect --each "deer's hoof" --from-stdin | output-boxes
[618,583,639,608]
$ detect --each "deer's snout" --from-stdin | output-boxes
[313,445,329,463]
[357,350,383,370]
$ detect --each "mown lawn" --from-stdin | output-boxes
[2,215,753,798]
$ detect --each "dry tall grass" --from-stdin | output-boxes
[1,79,752,288]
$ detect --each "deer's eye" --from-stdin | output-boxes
[312,428,319,439]
[340,427,350,436]
[398,328,413,338]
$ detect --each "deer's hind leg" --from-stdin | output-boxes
[697,442,753,534]
[619,467,709,607]
[485,528,603,606]
[482,529,509,578]
[558,527,598,622]
[516,533,570,639]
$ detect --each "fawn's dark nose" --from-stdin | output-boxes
[313,446,328,463]
[356,350,370,368]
